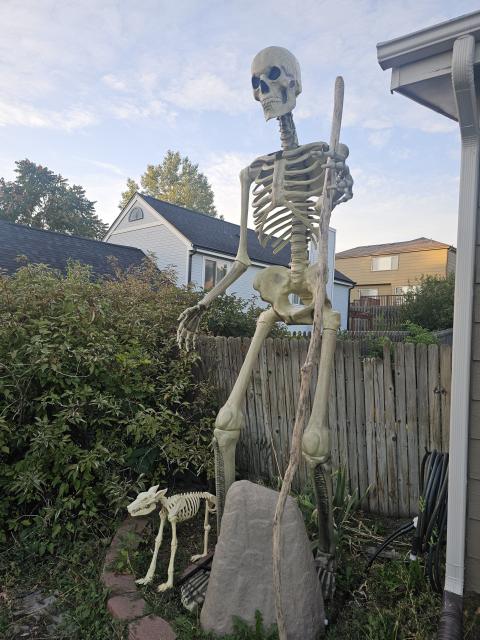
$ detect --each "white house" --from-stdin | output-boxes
[104,193,354,329]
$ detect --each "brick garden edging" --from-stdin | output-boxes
[101,516,177,640]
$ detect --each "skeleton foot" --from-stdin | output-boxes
[157,581,174,592]
[135,576,153,586]
[190,553,207,562]
[315,551,336,601]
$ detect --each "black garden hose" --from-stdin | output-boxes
[366,450,449,592]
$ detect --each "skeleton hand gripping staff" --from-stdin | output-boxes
[177,48,352,548]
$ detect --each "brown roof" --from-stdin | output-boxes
[336,237,455,259]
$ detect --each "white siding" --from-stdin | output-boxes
[190,252,266,306]
[115,204,159,230]
[108,224,189,284]
[333,282,350,330]
[309,228,336,301]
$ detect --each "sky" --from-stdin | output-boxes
[0,0,477,252]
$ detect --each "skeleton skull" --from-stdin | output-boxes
[251,46,302,120]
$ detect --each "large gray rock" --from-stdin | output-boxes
[201,480,325,639]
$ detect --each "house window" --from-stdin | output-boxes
[371,255,399,271]
[359,288,378,298]
[128,207,144,222]
[204,258,229,290]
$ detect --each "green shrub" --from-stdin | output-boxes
[401,273,454,331]
[402,321,439,345]
[0,261,216,548]
[202,293,288,338]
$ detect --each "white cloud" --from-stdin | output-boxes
[204,152,253,222]
[102,74,128,91]
[0,100,97,131]
[368,129,392,148]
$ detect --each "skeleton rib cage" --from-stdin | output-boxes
[163,491,216,523]
[251,142,330,254]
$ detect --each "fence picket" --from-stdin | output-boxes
[364,358,378,511]
[440,344,452,452]
[383,344,399,516]
[394,343,410,516]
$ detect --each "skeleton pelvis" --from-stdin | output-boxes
[253,265,318,324]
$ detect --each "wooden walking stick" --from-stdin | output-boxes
[272,76,345,640]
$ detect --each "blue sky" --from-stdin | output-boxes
[0,0,477,251]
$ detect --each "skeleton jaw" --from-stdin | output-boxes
[261,97,288,121]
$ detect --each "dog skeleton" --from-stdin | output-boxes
[127,486,216,592]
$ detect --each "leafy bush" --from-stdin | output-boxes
[401,273,454,331]
[0,261,216,549]
[203,293,288,338]
[403,321,439,345]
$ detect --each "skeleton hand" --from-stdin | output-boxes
[177,302,208,351]
[313,143,353,208]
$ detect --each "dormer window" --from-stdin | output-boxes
[128,207,144,222]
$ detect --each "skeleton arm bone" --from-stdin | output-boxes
[177,166,255,350]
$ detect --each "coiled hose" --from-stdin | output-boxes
[366,450,449,593]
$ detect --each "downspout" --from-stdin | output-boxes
[438,34,479,639]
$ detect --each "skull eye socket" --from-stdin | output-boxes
[251,75,260,89]
[268,66,281,80]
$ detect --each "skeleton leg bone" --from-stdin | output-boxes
[157,517,178,592]
[302,302,341,599]
[136,511,166,585]
[214,307,279,522]
[191,499,212,562]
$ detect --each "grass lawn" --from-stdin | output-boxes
[1,507,480,639]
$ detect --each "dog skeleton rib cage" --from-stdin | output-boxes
[177,46,353,594]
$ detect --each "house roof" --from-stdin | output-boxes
[336,237,454,260]
[334,269,355,285]
[141,194,292,267]
[0,219,146,277]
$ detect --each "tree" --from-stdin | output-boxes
[0,159,107,239]
[119,150,217,216]
[401,273,455,331]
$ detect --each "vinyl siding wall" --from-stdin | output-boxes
[190,252,266,306]
[465,232,480,592]
[107,224,188,284]
[115,203,159,230]
[336,248,450,300]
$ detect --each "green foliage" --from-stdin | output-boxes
[119,150,217,216]
[363,336,392,359]
[202,294,288,339]
[0,159,107,239]
[402,321,439,345]
[401,273,455,331]
[0,261,216,548]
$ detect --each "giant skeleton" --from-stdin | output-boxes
[177,46,353,595]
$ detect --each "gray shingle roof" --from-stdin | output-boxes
[142,195,291,267]
[0,219,146,277]
[336,237,454,259]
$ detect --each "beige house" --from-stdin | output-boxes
[336,237,456,301]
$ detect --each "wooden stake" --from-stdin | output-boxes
[272,77,344,640]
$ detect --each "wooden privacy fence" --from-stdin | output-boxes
[196,336,452,518]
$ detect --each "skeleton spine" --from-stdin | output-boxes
[278,114,309,287]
